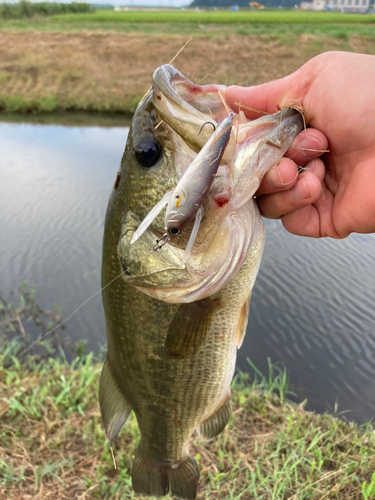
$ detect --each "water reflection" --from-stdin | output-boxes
[0,120,126,357]
[1,119,374,424]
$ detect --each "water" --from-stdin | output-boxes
[1,118,374,424]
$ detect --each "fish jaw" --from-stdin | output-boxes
[229,108,304,211]
[118,200,264,304]
[152,64,236,166]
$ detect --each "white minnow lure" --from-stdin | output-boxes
[131,112,235,267]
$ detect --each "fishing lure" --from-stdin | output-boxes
[131,112,235,266]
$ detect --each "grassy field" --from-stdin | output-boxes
[2,17,375,38]
[1,348,375,499]
[0,25,374,114]
[49,10,375,24]
[0,10,374,114]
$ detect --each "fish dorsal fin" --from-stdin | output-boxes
[99,358,132,445]
[164,299,218,358]
[199,392,232,439]
[236,294,251,349]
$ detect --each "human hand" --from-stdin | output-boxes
[226,51,375,238]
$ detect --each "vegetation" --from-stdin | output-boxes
[49,10,375,24]
[1,15,375,37]
[0,0,93,20]
[0,283,65,362]
[1,348,375,498]
[0,24,374,115]
[1,287,375,499]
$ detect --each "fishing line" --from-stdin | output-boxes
[14,270,127,358]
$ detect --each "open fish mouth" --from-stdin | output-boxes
[152,64,236,165]
[118,65,303,304]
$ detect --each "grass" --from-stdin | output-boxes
[1,347,374,499]
[0,10,374,115]
[49,10,375,24]
[0,284,375,500]
[0,26,374,115]
[1,287,375,499]
[1,18,375,38]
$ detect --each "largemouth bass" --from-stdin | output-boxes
[100,64,303,499]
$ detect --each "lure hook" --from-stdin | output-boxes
[153,233,169,251]
[198,121,216,136]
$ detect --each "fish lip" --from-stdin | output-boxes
[152,65,208,119]
[152,64,235,165]
[152,64,226,124]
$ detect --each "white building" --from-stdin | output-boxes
[331,0,370,12]
[300,0,370,11]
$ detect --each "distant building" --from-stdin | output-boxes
[300,0,370,10]
[330,0,370,12]
[300,0,324,9]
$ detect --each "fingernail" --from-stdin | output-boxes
[291,177,310,201]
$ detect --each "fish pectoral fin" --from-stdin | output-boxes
[99,358,132,445]
[132,449,199,500]
[236,293,251,349]
[164,299,218,358]
[199,392,232,439]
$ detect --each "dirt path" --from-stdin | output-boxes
[0,31,372,113]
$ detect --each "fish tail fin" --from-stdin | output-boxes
[132,448,199,500]
[166,455,200,500]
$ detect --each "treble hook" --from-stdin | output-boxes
[153,233,169,251]
[198,121,216,136]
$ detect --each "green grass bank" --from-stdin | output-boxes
[1,288,375,499]
[1,349,375,499]
[49,10,375,24]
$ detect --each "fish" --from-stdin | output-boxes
[100,64,303,500]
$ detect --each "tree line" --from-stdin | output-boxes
[0,0,94,19]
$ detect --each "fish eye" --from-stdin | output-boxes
[134,138,162,169]
[170,227,179,236]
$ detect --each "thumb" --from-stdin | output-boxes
[225,64,313,120]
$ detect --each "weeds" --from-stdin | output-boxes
[0,282,63,364]
[0,333,374,499]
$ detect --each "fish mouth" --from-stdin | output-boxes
[152,64,236,164]
[153,64,227,121]
[123,66,304,303]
